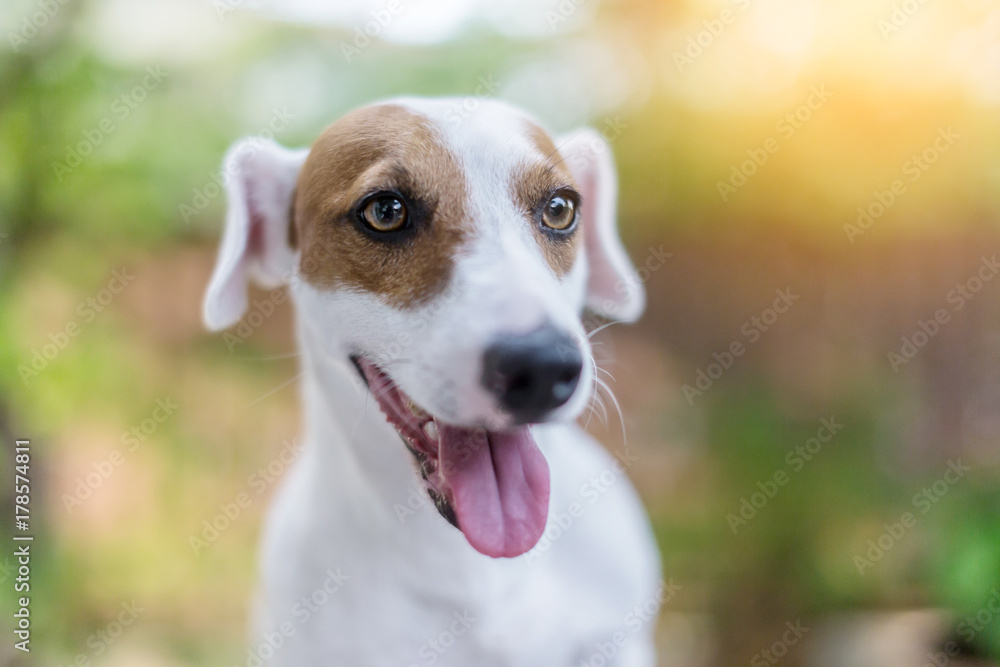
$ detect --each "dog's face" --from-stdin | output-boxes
[203,98,644,558]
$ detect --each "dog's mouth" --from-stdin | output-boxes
[353,356,550,559]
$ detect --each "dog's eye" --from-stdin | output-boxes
[541,194,576,231]
[361,195,408,232]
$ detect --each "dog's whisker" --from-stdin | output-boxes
[380,358,414,367]
[545,136,586,168]
[233,351,302,361]
[590,367,610,427]
[581,358,604,431]
[592,393,609,427]
[596,366,616,382]
[594,375,627,446]
[582,395,598,431]
[586,319,627,341]
[546,136,573,163]
[549,148,592,171]
[243,371,304,410]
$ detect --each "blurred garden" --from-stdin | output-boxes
[1,0,1000,665]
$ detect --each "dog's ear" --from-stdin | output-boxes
[203,139,309,331]
[557,128,645,323]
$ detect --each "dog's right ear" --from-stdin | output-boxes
[557,128,645,323]
[203,139,309,331]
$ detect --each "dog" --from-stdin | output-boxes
[202,97,662,666]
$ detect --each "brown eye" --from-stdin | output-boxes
[362,195,408,232]
[541,194,576,231]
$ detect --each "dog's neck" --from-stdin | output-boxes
[292,315,519,582]
[292,307,455,528]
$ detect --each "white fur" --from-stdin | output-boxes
[204,98,661,666]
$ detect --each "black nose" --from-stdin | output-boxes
[481,326,583,423]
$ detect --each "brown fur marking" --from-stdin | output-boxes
[509,121,582,276]
[294,104,468,309]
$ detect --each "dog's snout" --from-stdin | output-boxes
[481,326,583,423]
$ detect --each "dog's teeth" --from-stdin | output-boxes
[406,399,427,418]
[424,420,439,442]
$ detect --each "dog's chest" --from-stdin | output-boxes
[255,423,659,666]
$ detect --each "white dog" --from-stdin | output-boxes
[203,97,662,666]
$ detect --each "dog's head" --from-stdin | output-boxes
[203,98,644,558]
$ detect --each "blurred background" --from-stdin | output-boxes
[1,0,999,664]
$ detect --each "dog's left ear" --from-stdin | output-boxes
[557,128,645,323]
[203,139,309,331]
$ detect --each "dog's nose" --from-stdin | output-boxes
[481,326,583,423]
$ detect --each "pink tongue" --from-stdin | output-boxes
[438,424,550,558]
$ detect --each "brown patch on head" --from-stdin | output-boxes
[293,104,468,308]
[510,121,582,277]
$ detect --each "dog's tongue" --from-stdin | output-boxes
[438,424,550,559]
